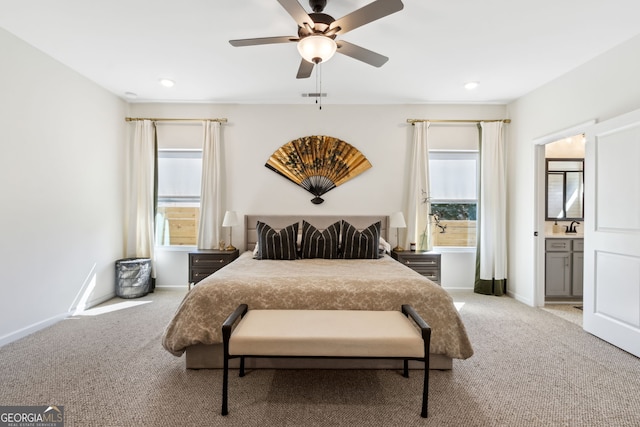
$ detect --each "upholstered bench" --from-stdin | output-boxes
[221,304,431,418]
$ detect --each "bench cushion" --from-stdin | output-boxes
[229,310,424,358]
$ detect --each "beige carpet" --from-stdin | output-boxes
[1,288,639,426]
[541,303,583,327]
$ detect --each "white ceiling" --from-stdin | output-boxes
[2,0,640,105]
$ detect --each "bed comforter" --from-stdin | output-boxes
[162,252,473,360]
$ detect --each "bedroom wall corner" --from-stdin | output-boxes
[0,28,127,346]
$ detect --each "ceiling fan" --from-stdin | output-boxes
[229,0,404,79]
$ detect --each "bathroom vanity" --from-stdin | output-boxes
[545,237,583,300]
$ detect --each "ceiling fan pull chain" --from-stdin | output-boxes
[317,63,322,110]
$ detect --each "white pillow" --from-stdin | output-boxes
[379,237,391,254]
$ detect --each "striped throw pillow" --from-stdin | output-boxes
[256,221,299,260]
[341,220,381,259]
[300,220,341,259]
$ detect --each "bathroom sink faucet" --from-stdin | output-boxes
[566,221,580,233]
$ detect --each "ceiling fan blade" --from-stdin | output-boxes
[296,59,314,79]
[277,0,315,28]
[229,36,298,47]
[329,0,404,35]
[335,40,388,67]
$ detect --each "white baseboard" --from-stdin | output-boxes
[508,290,534,307]
[443,286,474,291]
[0,312,70,348]
[1,291,117,348]
[87,292,115,308]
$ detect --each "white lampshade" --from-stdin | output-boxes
[390,211,406,228]
[222,211,238,227]
[297,35,337,64]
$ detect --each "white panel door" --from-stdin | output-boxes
[584,108,640,357]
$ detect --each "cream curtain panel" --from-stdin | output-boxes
[475,121,507,295]
[404,121,432,251]
[125,120,157,278]
[197,120,222,249]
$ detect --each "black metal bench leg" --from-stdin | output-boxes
[239,356,245,377]
[421,341,430,418]
[221,303,248,416]
[221,352,229,416]
[403,359,409,378]
[421,362,428,418]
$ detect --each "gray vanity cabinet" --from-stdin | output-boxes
[572,240,584,297]
[546,249,571,297]
[545,238,583,300]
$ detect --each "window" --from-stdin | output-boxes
[545,158,584,220]
[429,151,478,247]
[155,149,202,246]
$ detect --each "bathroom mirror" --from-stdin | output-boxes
[546,159,584,220]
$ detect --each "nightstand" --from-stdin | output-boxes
[188,249,239,289]
[391,250,441,285]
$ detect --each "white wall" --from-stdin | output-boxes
[129,103,506,288]
[0,29,128,345]
[506,33,640,306]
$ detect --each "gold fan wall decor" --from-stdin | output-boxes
[265,135,372,204]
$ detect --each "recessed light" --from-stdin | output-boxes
[464,81,479,90]
[159,78,175,88]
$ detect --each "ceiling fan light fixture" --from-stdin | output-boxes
[297,35,337,64]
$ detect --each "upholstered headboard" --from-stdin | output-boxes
[245,215,389,252]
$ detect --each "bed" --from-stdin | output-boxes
[162,215,473,370]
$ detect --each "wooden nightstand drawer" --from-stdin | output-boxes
[192,253,231,267]
[190,268,221,283]
[409,267,440,284]
[395,254,440,268]
[189,249,239,286]
[391,251,441,285]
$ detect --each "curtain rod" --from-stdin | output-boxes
[125,117,227,123]
[406,119,511,124]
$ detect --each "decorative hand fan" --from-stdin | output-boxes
[265,135,372,204]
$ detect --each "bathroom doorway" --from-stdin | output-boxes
[533,121,594,307]
[543,135,585,303]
